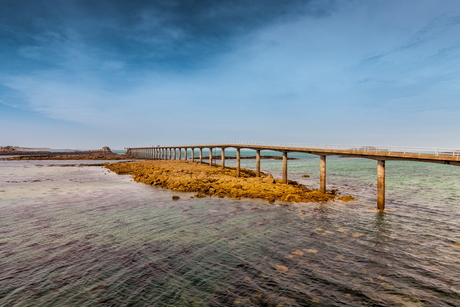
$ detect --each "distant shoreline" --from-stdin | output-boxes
[0,147,128,160]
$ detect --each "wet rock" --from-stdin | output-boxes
[337,195,357,202]
[104,160,348,204]
[275,264,289,271]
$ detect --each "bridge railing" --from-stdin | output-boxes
[178,142,460,157]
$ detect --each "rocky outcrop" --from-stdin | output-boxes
[104,160,357,203]
[0,146,18,152]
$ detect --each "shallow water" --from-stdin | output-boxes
[1,157,460,306]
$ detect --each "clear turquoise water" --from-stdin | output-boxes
[1,155,460,306]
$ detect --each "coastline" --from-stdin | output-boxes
[105,160,356,203]
[0,148,131,160]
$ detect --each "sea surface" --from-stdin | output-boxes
[1,152,460,306]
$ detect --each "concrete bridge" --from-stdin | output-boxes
[126,143,460,211]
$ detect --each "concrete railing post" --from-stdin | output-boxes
[221,148,225,169]
[282,151,288,184]
[320,155,326,193]
[256,150,261,177]
[236,148,241,177]
[377,160,385,211]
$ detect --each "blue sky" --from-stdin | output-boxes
[1,0,460,149]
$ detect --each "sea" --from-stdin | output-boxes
[1,150,459,306]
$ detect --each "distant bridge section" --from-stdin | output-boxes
[126,143,460,211]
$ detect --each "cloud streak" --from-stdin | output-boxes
[1,0,460,148]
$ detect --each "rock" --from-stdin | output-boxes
[337,195,357,202]
[104,160,346,204]
[301,174,310,178]
[0,146,17,152]
[275,264,289,271]
[172,195,180,200]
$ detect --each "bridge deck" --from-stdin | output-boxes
[138,144,460,165]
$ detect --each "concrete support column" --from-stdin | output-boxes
[209,148,213,166]
[184,148,188,161]
[282,151,288,184]
[377,160,386,211]
[178,149,182,160]
[191,148,195,162]
[221,148,225,169]
[320,155,327,193]
[199,148,203,163]
[255,150,261,177]
[168,149,171,160]
[173,149,176,160]
[236,148,241,177]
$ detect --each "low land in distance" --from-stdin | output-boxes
[0,146,127,160]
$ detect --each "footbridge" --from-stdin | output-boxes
[126,143,460,211]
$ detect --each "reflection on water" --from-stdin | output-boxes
[1,158,460,306]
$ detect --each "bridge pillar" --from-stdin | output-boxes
[178,149,182,160]
[199,148,203,163]
[209,148,213,166]
[191,148,195,162]
[256,150,261,177]
[282,151,288,184]
[168,148,171,160]
[320,155,326,193]
[221,148,225,169]
[377,160,385,211]
[184,148,188,160]
[173,148,176,160]
[236,148,241,177]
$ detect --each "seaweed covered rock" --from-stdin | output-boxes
[105,160,355,204]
